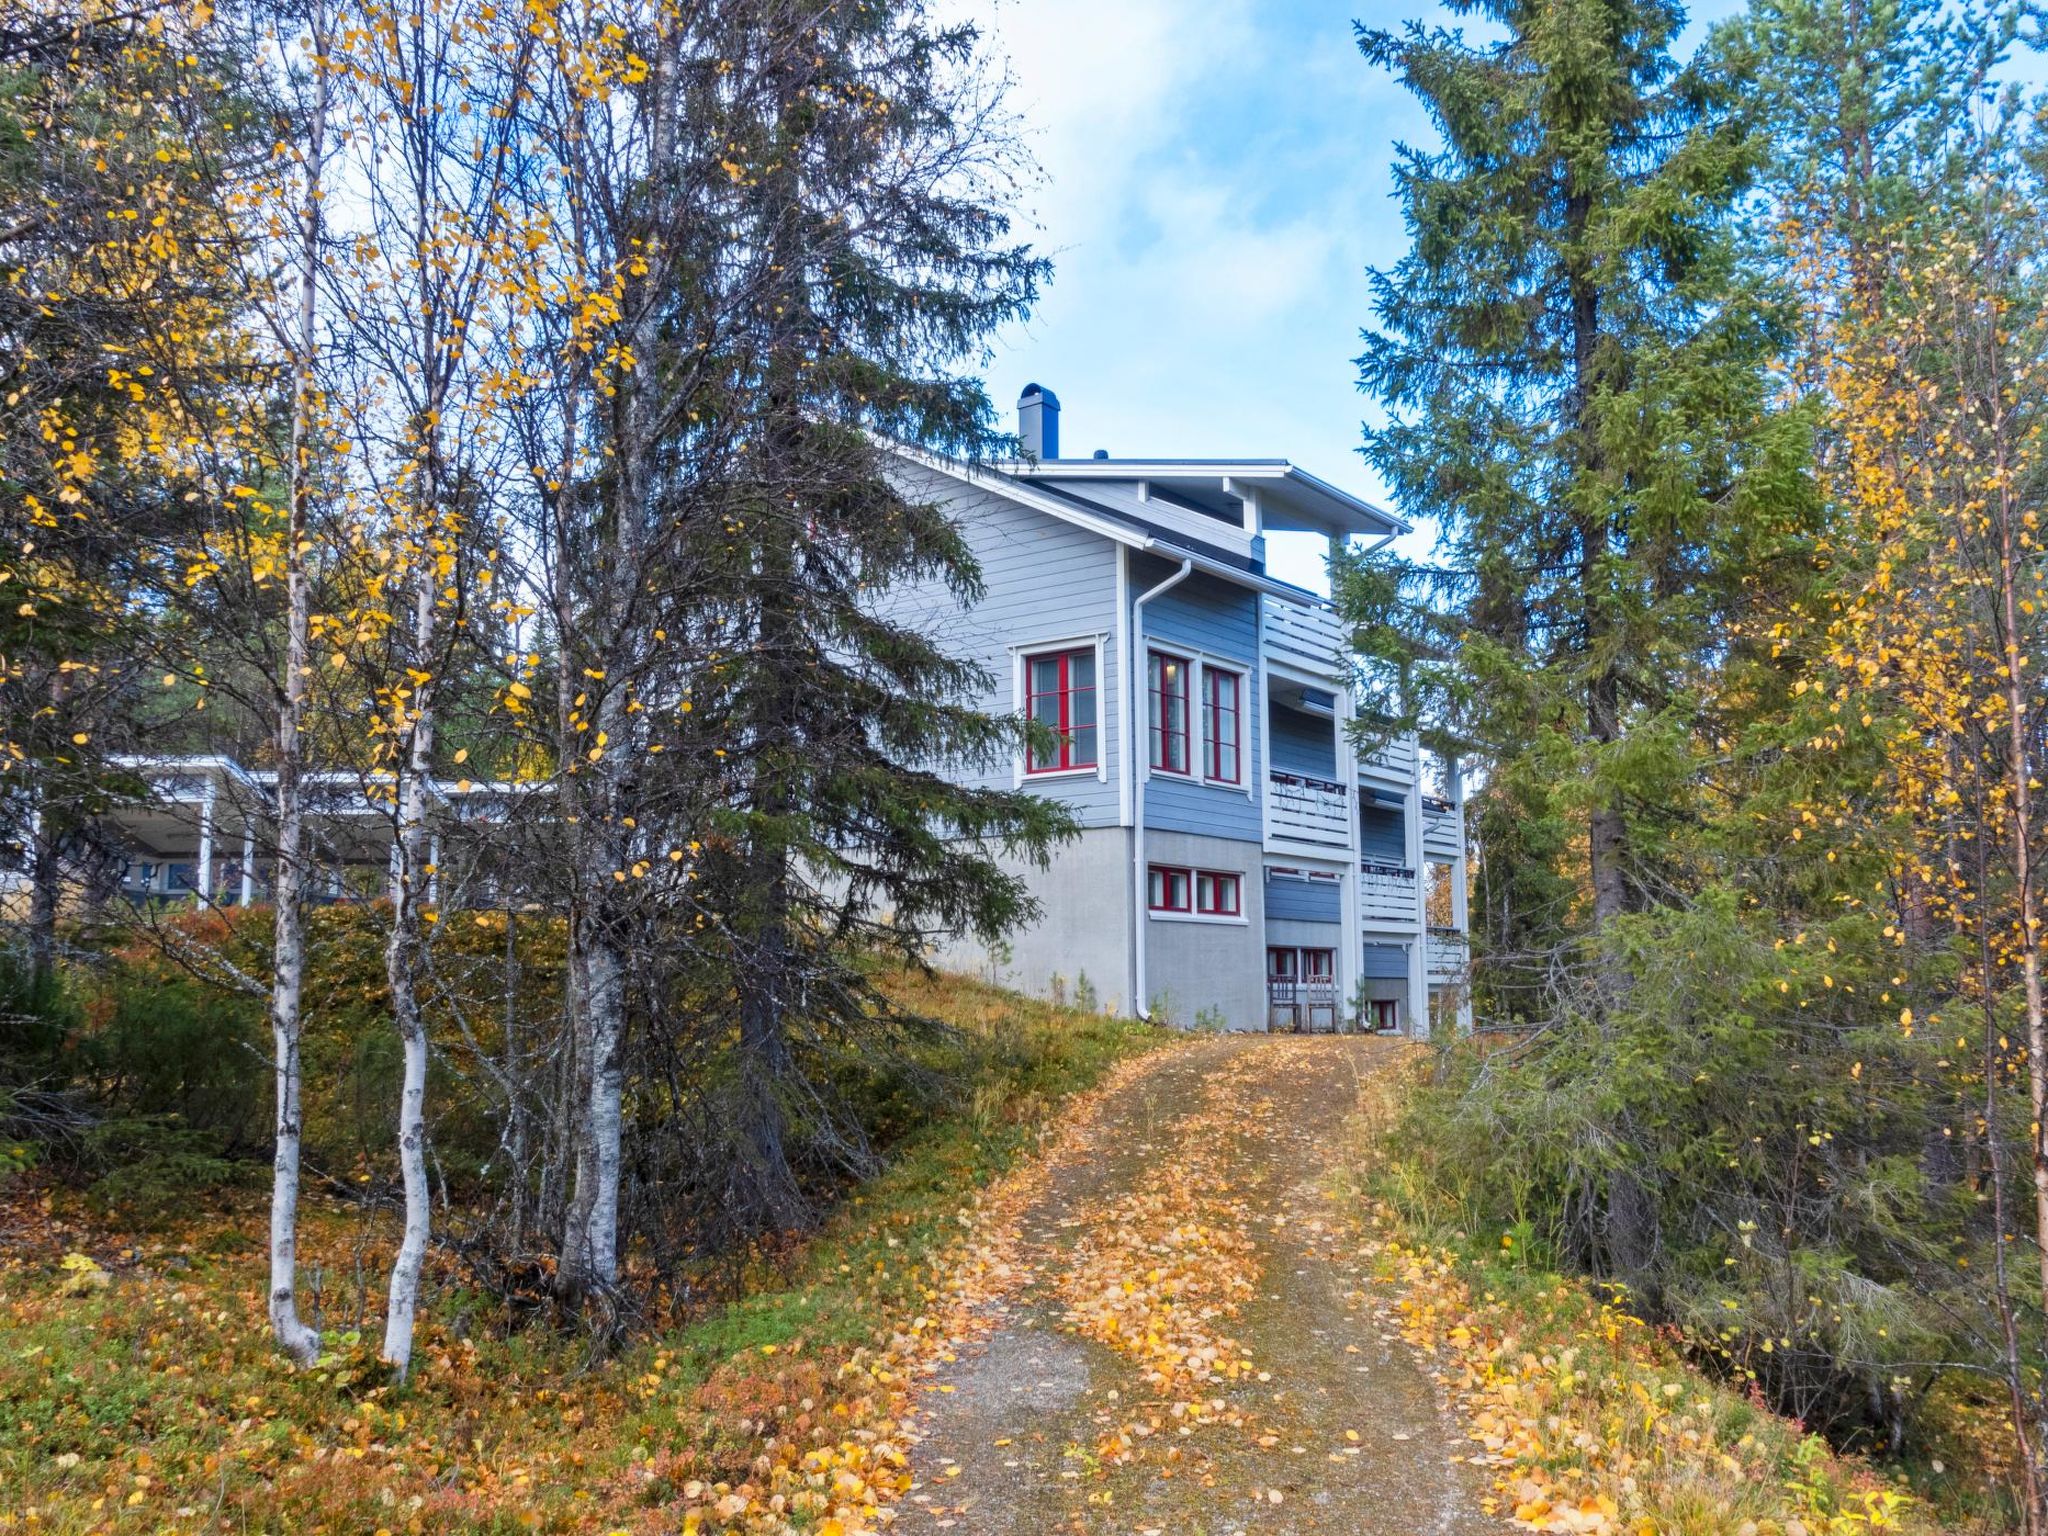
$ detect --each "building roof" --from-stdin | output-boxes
[889,445,1388,604]
[1005,458,1409,541]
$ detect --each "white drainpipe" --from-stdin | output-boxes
[1130,556,1193,1022]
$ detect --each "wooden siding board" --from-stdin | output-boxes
[1269,701,1338,778]
[879,465,1123,827]
[1265,872,1342,922]
[1134,559,1262,843]
[1359,805,1406,863]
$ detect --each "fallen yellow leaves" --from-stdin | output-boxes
[1359,1227,1923,1536]
[672,1045,1173,1535]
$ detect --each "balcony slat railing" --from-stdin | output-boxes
[1426,925,1469,978]
[1261,601,1347,679]
[1266,770,1351,850]
[1359,860,1417,923]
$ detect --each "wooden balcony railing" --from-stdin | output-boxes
[1426,926,1469,978]
[1267,770,1350,850]
[1359,860,1417,923]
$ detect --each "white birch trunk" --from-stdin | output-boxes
[563,926,626,1291]
[268,6,329,1366]
[381,568,438,1378]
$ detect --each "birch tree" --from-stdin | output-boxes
[263,0,333,1367]
[319,0,532,1380]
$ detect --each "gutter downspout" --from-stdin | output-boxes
[1130,556,1193,1022]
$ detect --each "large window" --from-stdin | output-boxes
[1204,667,1242,784]
[1024,647,1097,774]
[1146,864,1191,912]
[1150,864,1242,918]
[1148,650,1191,775]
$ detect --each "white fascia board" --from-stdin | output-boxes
[891,443,1313,602]
[889,443,1149,552]
[1000,457,1414,539]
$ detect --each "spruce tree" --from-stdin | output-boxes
[1350,0,1811,1281]
[649,0,1067,1233]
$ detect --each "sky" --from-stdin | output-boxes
[959,0,1744,589]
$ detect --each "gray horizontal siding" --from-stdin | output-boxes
[1359,805,1405,864]
[879,464,1123,827]
[1136,558,1261,842]
[1269,701,1337,779]
[1362,941,1410,979]
[1265,871,1341,922]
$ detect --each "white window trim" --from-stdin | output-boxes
[1148,908,1250,927]
[1199,659,1250,794]
[1011,632,1110,788]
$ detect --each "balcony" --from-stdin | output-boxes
[1359,860,1417,924]
[1426,926,1469,980]
[1267,770,1350,852]
[1262,600,1347,680]
[1422,795,1463,859]
[1358,732,1417,786]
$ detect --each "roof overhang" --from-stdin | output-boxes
[1001,458,1410,541]
[890,446,1325,604]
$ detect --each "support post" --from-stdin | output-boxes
[240,825,256,907]
[196,786,215,905]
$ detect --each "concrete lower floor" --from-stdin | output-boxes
[928,827,1470,1035]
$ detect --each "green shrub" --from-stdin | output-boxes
[80,1116,253,1222]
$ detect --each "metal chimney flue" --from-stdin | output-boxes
[1018,383,1060,462]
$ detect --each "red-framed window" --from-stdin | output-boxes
[1024,647,1097,774]
[1195,870,1241,916]
[1148,650,1191,774]
[1151,864,1241,917]
[1147,864,1191,912]
[1204,667,1242,783]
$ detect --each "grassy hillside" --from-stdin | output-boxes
[1345,1055,1998,1536]
[0,969,1160,1536]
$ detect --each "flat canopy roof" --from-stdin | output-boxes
[1002,458,1409,541]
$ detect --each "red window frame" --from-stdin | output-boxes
[1195,870,1240,916]
[1204,667,1242,783]
[1146,864,1191,912]
[1024,646,1098,774]
[1148,650,1191,775]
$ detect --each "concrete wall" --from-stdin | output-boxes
[1265,917,1342,952]
[1139,826,1267,1031]
[927,827,1134,1011]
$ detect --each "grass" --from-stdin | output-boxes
[1339,1056,1984,1536]
[0,968,1162,1536]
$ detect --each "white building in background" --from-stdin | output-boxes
[43,386,1472,1036]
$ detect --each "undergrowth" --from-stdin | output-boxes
[0,968,1160,1536]
[1343,1053,2013,1536]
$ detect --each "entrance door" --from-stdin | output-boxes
[1267,947,1338,1032]
[1266,947,1300,1031]
[1301,948,1337,1032]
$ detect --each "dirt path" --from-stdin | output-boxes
[895,1034,1493,1536]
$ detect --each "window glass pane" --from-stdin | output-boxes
[1148,868,1163,907]
[1207,671,1240,781]
[1070,675,1096,732]
[1069,723,1097,769]
[1196,873,1213,910]
[1070,652,1094,692]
